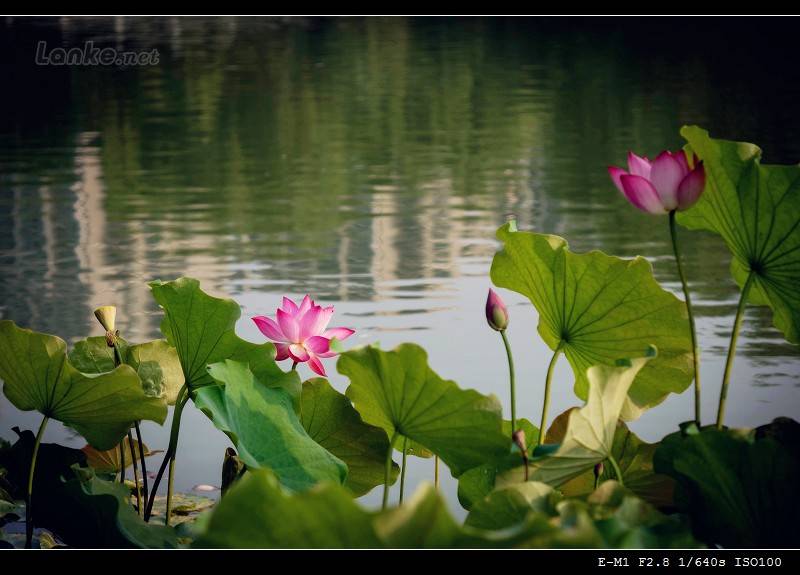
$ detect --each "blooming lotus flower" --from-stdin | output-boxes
[485,288,509,331]
[252,296,354,377]
[608,150,705,214]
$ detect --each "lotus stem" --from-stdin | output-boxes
[127,431,142,516]
[399,437,408,504]
[382,432,397,510]
[25,416,49,548]
[607,453,624,487]
[144,384,188,521]
[165,455,176,526]
[670,210,702,425]
[110,338,128,485]
[434,455,439,489]
[538,347,561,446]
[500,330,517,434]
[717,272,755,429]
[119,441,126,483]
[135,421,149,505]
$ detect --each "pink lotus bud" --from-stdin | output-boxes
[485,289,509,331]
[594,461,604,479]
[512,429,527,454]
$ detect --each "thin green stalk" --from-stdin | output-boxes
[291,361,298,371]
[25,416,49,548]
[717,272,755,429]
[165,456,177,526]
[538,347,562,446]
[119,441,126,483]
[670,210,702,425]
[607,454,624,487]
[500,330,516,433]
[127,431,142,516]
[399,437,408,504]
[434,455,439,489]
[382,433,397,510]
[135,421,149,505]
[111,339,127,485]
[144,385,188,521]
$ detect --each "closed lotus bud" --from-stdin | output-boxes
[485,289,509,331]
[512,429,529,481]
[594,461,604,479]
[94,306,117,333]
[222,447,245,496]
[512,429,527,454]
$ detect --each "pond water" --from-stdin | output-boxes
[1,17,799,517]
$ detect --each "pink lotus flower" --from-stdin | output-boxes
[608,150,705,214]
[252,296,354,377]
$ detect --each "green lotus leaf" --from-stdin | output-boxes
[193,360,347,492]
[194,469,381,549]
[69,336,127,374]
[54,465,178,548]
[498,350,655,489]
[0,321,167,450]
[678,126,800,344]
[0,434,175,548]
[464,481,559,531]
[0,428,87,503]
[466,480,698,548]
[300,378,398,497]
[456,418,539,511]
[374,484,498,548]
[338,343,509,477]
[581,481,698,548]
[491,223,693,420]
[70,337,184,405]
[544,408,674,509]
[394,437,434,459]
[194,470,691,549]
[149,277,300,404]
[654,418,800,548]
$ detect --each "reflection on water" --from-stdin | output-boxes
[1,17,799,513]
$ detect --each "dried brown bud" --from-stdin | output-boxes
[222,447,246,496]
[94,306,117,333]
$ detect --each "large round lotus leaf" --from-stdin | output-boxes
[654,418,800,548]
[300,378,398,496]
[338,343,509,477]
[0,321,167,450]
[679,126,800,345]
[491,223,693,420]
[149,277,300,405]
[70,337,184,405]
[193,360,347,492]
[194,469,381,549]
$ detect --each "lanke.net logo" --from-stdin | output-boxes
[35,41,159,66]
